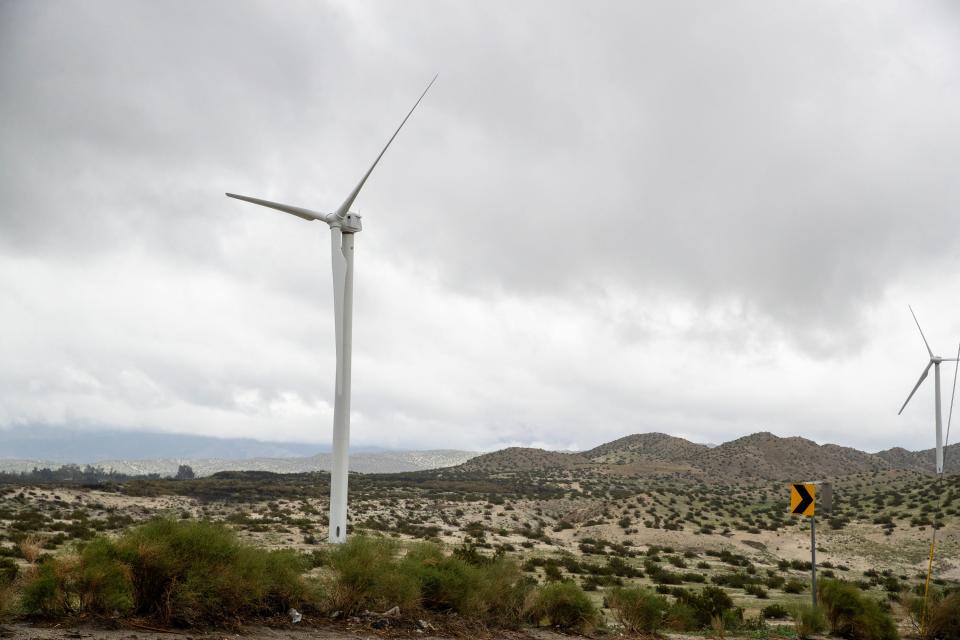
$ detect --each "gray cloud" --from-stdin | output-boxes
[2,0,960,454]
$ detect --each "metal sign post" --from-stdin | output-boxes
[810,515,817,608]
[790,482,830,608]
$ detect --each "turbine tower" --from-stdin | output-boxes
[897,306,959,475]
[226,77,435,542]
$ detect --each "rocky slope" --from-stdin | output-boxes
[875,442,960,474]
[446,431,955,481]
[690,432,888,480]
[584,432,709,464]
[456,447,592,472]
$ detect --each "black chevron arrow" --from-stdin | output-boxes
[792,484,814,514]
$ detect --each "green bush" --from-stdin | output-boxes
[0,558,17,621]
[850,598,898,640]
[761,603,790,619]
[76,537,133,614]
[792,602,826,639]
[21,559,72,616]
[530,581,598,632]
[117,519,307,625]
[818,579,898,640]
[676,585,735,629]
[396,542,530,626]
[784,578,808,593]
[666,600,698,631]
[328,535,532,627]
[544,564,563,581]
[0,558,17,586]
[327,535,419,615]
[608,586,668,633]
[470,554,533,627]
[21,540,132,617]
[20,519,310,625]
[925,592,960,640]
[744,583,768,598]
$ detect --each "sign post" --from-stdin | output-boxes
[810,515,816,608]
[790,482,819,606]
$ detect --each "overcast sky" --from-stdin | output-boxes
[2,0,960,455]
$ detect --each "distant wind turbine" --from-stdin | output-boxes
[897,306,960,475]
[226,77,436,543]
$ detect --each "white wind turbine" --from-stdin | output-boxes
[226,77,435,543]
[897,305,960,475]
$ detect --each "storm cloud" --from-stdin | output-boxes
[2,0,960,453]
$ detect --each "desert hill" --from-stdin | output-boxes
[457,447,591,472]
[875,442,960,474]
[584,432,709,464]
[692,432,888,480]
[447,430,955,481]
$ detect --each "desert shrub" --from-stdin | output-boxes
[0,558,17,618]
[784,578,807,593]
[850,599,898,640]
[923,591,960,640]
[675,585,735,629]
[709,607,744,639]
[765,574,786,589]
[761,603,790,619]
[397,542,531,626]
[667,600,698,631]
[0,582,14,621]
[76,537,134,614]
[115,518,307,625]
[818,579,898,640]
[530,581,598,632]
[712,571,761,589]
[327,535,418,615]
[608,586,668,633]
[21,557,77,616]
[472,556,534,627]
[745,583,768,598]
[0,558,17,586]
[582,574,622,590]
[544,564,562,581]
[607,556,641,578]
[792,602,826,639]
[21,538,133,617]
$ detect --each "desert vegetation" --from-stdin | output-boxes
[0,435,958,637]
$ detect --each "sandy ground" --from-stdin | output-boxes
[0,624,581,640]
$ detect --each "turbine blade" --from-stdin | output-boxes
[899,361,933,415]
[226,193,327,222]
[909,305,934,358]
[334,75,437,219]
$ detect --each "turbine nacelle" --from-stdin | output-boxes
[336,213,363,233]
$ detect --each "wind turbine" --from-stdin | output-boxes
[226,77,435,543]
[897,305,959,475]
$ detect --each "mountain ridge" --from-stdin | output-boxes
[2,428,955,480]
[445,431,958,480]
[0,449,478,477]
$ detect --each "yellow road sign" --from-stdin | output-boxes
[790,483,816,516]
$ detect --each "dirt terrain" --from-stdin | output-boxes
[1,623,593,640]
[1,432,957,634]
